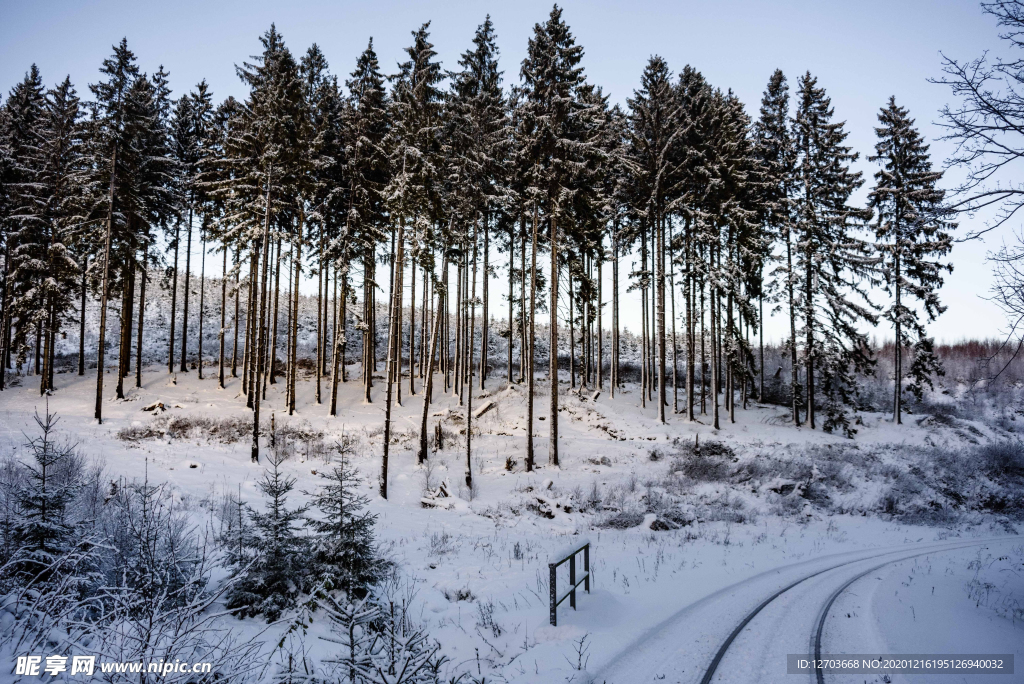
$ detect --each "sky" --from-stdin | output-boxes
[0,0,1012,344]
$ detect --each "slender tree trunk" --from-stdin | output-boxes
[381,216,405,500]
[219,247,227,389]
[40,297,52,395]
[569,273,575,390]
[250,180,273,464]
[669,220,678,413]
[526,206,538,472]
[270,237,282,385]
[419,258,446,462]
[894,251,902,424]
[168,217,179,374]
[466,216,478,490]
[78,256,87,376]
[612,223,619,397]
[409,255,416,395]
[180,203,193,373]
[135,245,148,388]
[685,224,695,421]
[549,212,559,467]
[596,250,603,390]
[243,251,255,402]
[758,292,764,403]
[711,254,720,430]
[315,239,323,403]
[508,219,515,384]
[640,228,648,408]
[804,242,815,430]
[289,222,302,416]
[785,228,801,426]
[198,228,207,380]
[657,211,667,422]
[330,264,348,416]
[94,143,117,424]
[0,244,9,389]
[480,211,489,390]
[232,248,239,378]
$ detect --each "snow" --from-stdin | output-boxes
[0,363,1019,682]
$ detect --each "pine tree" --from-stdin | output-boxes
[868,97,954,423]
[627,55,682,423]
[306,445,386,599]
[792,73,877,436]
[14,408,83,577]
[344,40,390,415]
[215,25,304,462]
[754,70,798,421]
[2,66,47,382]
[519,5,593,467]
[5,71,84,395]
[84,40,140,419]
[226,451,309,621]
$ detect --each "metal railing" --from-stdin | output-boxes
[548,538,590,626]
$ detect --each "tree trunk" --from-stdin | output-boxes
[251,180,273,464]
[381,216,405,500]
[685,223,695,421]
[409,255,416,395]
[894,251,902,424]
[480,212,489,390]
[289,225,302,416]
[94,143,116,424]
[669,220,678,413]
[168,217,179,374]
[78,256,87,376]
[758,292,764,403]
[135,245,148,388]
[804,242,815,430]
[548,212,559,467]
[180,203,193,373]
[219,247,227,389]
[526,206,538,472]
[785,228,800,426]
[198,228,207,379]
[467,217,478,490]
[270,237,282,385]
[232,248,240,378]
[612,222,619,397]
[657,211,667,423]
[419,259,445,463]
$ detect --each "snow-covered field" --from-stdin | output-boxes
[0,364,1020,683]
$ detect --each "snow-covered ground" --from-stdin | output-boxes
[0,364,1020,683]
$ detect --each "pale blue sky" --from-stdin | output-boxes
[0,0,1008,343]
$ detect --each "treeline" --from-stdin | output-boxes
[0,7,955,492]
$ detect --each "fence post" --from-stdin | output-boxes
[584,543,590,593]
[549,562,557,626]
[569,554,576,609]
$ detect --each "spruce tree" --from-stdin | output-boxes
[868,97,954,423]
[14,408,83,577]
[519,5,592,467]
[754,70,798,420]
[306,445,386,599]
[226,451,309,621]
[2,66,46,382]
[83,39,140,423]
[5,71,84,395]
[627,55,682,424]
[792,73,876,436]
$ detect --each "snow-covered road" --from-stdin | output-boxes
[595,539,1022,684]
